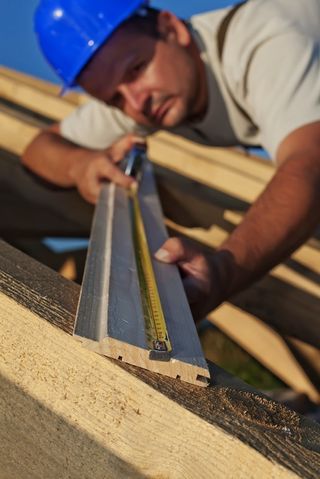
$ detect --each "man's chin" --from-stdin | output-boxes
[155,108,186,129]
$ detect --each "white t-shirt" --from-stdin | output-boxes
[61,0,320,160]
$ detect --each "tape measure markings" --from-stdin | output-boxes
[129,186,172,361]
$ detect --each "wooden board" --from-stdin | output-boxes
[74,162,210,386]
[0,66,89,106]
[0,240,320,479]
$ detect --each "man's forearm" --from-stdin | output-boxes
[22,128,93,187]
[216,152,320,300]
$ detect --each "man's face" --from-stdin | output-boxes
[78,12,207,128]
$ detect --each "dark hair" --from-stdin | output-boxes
[123,6,161,37]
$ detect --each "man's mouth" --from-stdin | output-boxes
[152,98,174,123]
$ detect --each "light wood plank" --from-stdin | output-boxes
[148,133,273,203]
[151,131,274,182]
[1,240,319,479]
[0,66,88,106]
[0,74,75,121]
[0,111,39,155]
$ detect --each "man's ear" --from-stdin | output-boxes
[157,11,191,46]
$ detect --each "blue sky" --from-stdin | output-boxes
[1,1,234,82]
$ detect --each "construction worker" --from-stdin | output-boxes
[23,0,320,327]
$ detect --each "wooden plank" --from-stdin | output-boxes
[0,73,75,121]
[209,307,320,403]
[151,131,274,182]
[0,240,319,479]
[75,163,210,386]
[0,66,88,106]
[0,111,38,155]
[148,133,274,203]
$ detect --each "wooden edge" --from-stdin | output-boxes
[1,240,320,479]
[76,335,210,387]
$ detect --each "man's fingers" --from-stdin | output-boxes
[108,134,147,164]
[98,160,135,188]
[155,237,197,264]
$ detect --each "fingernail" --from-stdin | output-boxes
[155,248,171,262]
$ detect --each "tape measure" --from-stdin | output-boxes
[124,146,172,361]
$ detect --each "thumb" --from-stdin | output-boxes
[154,237,195,264]
[109,134,146,164]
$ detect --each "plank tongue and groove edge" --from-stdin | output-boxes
[74,161,210,386]
[1,240,320,479]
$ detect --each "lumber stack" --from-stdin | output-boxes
[1,66,319,403]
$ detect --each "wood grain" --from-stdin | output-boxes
[0,240,320,478]
[0,66,89,106]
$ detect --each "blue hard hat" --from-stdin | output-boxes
[34,0,149,88]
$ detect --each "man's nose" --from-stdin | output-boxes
[118,84,147,113]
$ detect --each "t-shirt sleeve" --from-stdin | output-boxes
[243,31,320,159]
[60,99,145,150]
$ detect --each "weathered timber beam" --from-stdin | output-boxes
[0,240,319,479]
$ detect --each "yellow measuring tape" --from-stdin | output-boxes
[129,185,172,361]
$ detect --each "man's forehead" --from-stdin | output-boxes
[90,25,147,70]
[78,28,150,94]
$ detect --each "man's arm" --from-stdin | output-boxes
[156,121,320,319]
[22,124,144,203]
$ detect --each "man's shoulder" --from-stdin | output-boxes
[189,7,231,36]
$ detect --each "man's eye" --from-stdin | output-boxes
[128,62,146,80]
[107,92,123,108]
[133,62,145,72]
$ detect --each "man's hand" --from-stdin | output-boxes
[155,238,228,321]
[69,134,146,203]
[22,128,146,204]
